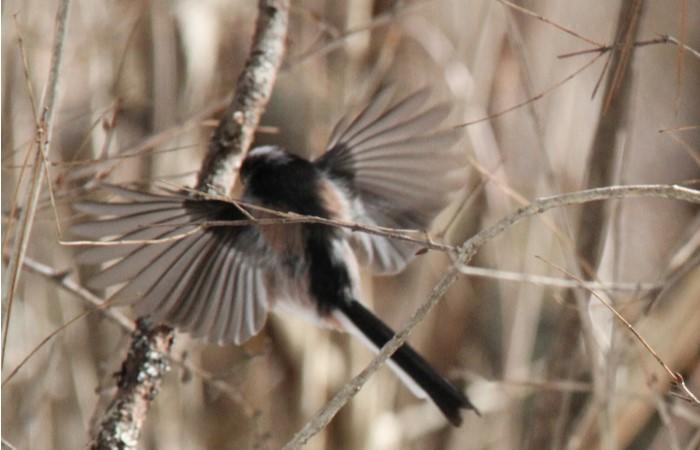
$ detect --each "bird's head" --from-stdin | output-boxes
[239,146,292,186]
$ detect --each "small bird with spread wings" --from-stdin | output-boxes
[73,87,478,425]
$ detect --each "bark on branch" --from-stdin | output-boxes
[90,319,173,450]
[90,1,289,448]
[197,0,290,195]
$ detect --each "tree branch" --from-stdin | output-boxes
[9,256,257,418]
[90,1,289,448]
[90,319,173,450]
[280,184,699,450]
[197,0,290,195]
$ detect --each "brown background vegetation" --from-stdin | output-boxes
[2,1,699,449]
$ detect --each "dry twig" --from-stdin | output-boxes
[61,192,455,253]
[529,3,645,447]
[281,184,700,449]
[539,257,700,405]
[558,34,700,61]
[2,0,72,366]
[456,52,605,129]
[497,0,602,46]
[7,256,257,417]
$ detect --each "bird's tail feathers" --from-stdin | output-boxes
[334,299,478,426]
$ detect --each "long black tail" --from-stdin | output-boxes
[337,299,478,426]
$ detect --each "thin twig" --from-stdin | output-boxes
[456,52,605,129]
[60,226,203,247]
[2,0,72,366]
[284,1,426,69]
[558,34,700,61]
[538,257,700,405]
[63,193,454,253]
[497,0,603,46]
[665,34,700,60]
[68,185,699,258]
[2,307,99,387]
[21,256,133,329]
[280,184,700,449]
[602,0,643,113]
[674,0,688,112]
[457,265,660,292]
[664,132,700,168]
[456,185,699,262]
[13,14,40,122]
[1,129,34,258]
[11,256,257,417]
[15,7,68,239]
[658,124,700,133]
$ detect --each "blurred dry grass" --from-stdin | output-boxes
[2,1,699,449]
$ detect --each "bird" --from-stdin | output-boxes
[72,86,479,425]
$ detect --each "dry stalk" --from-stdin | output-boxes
[2,0,72,366]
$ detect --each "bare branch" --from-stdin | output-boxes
[89,318,173,450]
[90,1,290,447]
[62,191,455,253]
[196,0,290,195]
[457,265,661,292]
[497,0,603,47]
[14,256,258,417]
[456,184,699,260]
[281,184,699,449]
[2,0,72,366]
[530,3,645,446]
[558,34,700,61]
[284,1,425,69]
[539,257,700,405]
[456,52,604,129]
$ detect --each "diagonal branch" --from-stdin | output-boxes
[280,184,700,450]
[196,0,290,196]
[89,1,290,448]
[8,256,257,417]
[539,257,700,405]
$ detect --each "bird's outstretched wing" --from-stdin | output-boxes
[315,87,465,274]
[72,186,274,345]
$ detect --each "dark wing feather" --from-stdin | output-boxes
[316,88,465,274]
[72,186,274,345]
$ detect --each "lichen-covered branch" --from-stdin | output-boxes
[197,0,290,195]
[89,319,172,450]
[90,1,289,448]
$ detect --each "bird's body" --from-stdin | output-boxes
[241,146,359,316]
[74,87,478,425]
